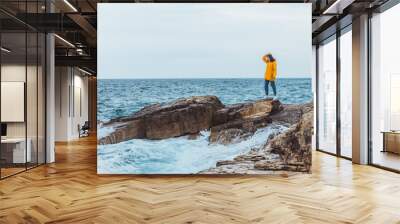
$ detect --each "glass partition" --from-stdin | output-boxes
[27,30,38,169]
[26,0,43,170]
[1,31,28,177]
[38,32,46,165]
[317,36,337,154]
[0,2,46,179]
[339,29,352,158]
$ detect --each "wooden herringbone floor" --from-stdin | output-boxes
[1,136,400,224]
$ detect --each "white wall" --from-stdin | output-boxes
[55,66,69,141]
[1,65,43,137]
[1,65,26,139]
[70,72,89,138]
[55,67,89,141]
[1,63,46,164]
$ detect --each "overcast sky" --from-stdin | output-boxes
[98,3,311,79]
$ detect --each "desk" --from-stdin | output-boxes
[1,138,31,163]
[382,131,400,154]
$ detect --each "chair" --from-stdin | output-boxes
[79,121,90,138]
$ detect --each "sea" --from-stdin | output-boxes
[97,78,312,174]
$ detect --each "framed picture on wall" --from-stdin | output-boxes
[97,3,313,175]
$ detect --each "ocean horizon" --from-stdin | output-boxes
[98,78,312,122]
[97,77,312,80]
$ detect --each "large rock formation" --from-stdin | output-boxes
[211,99,282,126]
[254,110,313,172]
[209,99,282,144]
[268,102,313,125]
[98,96,283,145]
[98,96,224,144]
[201,109,313,174]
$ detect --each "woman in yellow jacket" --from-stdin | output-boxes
[262,53,277,97]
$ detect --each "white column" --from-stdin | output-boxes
[46,33,55,163]
[352,14,369,164]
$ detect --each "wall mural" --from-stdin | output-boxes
[97,3,313,174]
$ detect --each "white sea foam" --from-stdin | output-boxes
[97,125,115,139]
[97,125,287,174]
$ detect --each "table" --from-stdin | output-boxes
[1,138,31,163]
[381,131,400,154]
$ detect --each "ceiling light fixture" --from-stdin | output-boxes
[322,0,353,15]
[63,0,78,12]
[54,34,75,48]
[78,67,92,76]
[1,47,11,53]
[76,48,85,55]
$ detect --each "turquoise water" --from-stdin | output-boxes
[97,126,286,174]
[97,78,312,174]
[97,78,312,122]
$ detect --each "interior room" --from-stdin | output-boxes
[54,66,91,141]
[0,21,46,178]
[1,0,400,223]
[0,0,96,179]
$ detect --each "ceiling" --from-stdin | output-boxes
[0,0,392,75]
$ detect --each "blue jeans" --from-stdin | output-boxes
[264,80,277,96]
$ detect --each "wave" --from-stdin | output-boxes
[97,125,114,139]
[97,124,287,174]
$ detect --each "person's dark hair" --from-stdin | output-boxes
[267,54,276,62]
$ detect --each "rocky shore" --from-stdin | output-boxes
[201,109,312,174]
[98,95,313,173]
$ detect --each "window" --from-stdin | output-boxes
[340,29,352,158]
[370,4,400,171]
[318,36,337,154]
